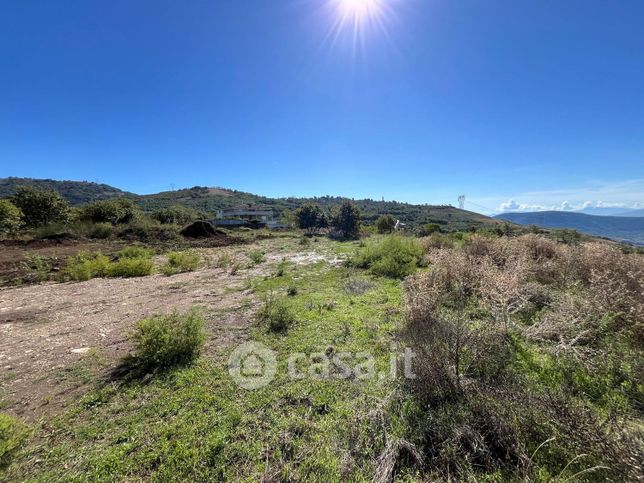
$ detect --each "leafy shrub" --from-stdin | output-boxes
[287,285,298,296]
[258,295,294,332]
[108,258,154,278]
[61,250,154,281]
[61,252,111,281]
[0,200,23,237]
[376,214,396,234]
[87,222,113,239]
[248,250,265,265]
[116,220,181,242]
[0,413,30,470]
[10,186,70,228]
[118,246,154,259]
[130,309,205,369]
[151,205,200,225]
[21,255,52,283]
[79,198,139,225]
[352,235,424,278]
[161,251,200,275]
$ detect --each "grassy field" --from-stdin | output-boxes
[1,236,412,481]
[1,232,642,481]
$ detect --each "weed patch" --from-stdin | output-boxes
[248,250,265,265]
[130,309,206,370]
[161,251,200,275]
[257,294,295,332]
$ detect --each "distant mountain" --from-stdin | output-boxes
[496,211,644,244]
[0,177,134,205]
[613,208,644,217]
[0,177,502,231]
[578,207,636,216]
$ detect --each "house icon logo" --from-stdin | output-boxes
[228,342,277,390]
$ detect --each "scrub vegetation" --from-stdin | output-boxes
[0,192,642,481]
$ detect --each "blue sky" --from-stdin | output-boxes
[1,0,643,213]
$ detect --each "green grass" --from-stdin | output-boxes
[5,246,409,481]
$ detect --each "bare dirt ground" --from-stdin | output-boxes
[0,236,345,421]
[0,248,268,421]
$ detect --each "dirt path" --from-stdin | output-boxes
[0,264,260,420]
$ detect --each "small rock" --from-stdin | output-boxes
[71,347,91,354]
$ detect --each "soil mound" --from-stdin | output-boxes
[180,221,226,238]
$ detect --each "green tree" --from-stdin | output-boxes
[151,205,200,225]
[296,204,328,234]
[0,199,23,236]
[10,186,70,228]
[80,198,139,225]
[376,214,396,234]
[279,208,297,227]
[333,201,361,239]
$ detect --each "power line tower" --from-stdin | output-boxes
[458,195,465,210]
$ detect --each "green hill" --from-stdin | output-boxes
[0,177,502,230]
[0,177,134,205]
[139,186,502,230]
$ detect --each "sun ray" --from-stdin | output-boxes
[320,0,396,54]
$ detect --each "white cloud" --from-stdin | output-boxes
[490,179,644,214]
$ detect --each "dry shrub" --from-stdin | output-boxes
[525,292,596,349]
[422,248,484,307]
[400,234,644,480]
[478,254,531,331]
[517,234,558,261]
[419,233,454,251]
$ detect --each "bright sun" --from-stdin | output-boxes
[338,0,380,17]
[325,0,392,48]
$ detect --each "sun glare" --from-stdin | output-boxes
[338,0,380,18]
[323,0,394,51]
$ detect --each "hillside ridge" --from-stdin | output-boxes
[0,177,502,230]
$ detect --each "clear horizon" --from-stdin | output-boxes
[1,0,643,214]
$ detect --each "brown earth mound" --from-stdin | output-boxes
[180,221,226,238]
